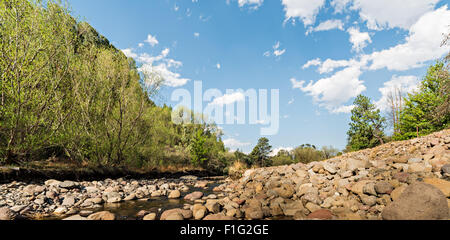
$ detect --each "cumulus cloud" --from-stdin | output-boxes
[302,58,322,69]
[375,75,420,111]
[330,0,352,14]
[292,66,366,113]
[223,138,251,149]
[282,0,326,26]
[238,0,264,9]
[307,19,344,35]
[144,34,159,47]
[121,48,138,59]
[351,0,441,30]
[194,32,200,38]
[347,27,372,52]
[208,92,245,106]
[122,42,190,87]
[368,6,450,71]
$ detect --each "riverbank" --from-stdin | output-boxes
[0,162,219,184]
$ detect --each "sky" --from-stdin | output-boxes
[67,0,450,154]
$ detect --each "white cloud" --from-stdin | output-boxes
[238,0,264,9]
[216,63,221,69]
[302,58,321,69]
[330,0,352,14]
[292,66,366,112]
[368,6,450,71]
[352,0,441,30]
[331,105,355,114]
[144,34,159,47]
[347,27,372,52]
[223,138,251,149]
[307,19,344,34]
[138,43,144,48]
[121,48,138,59]
[265,41,286,57]
[274,49,287,57]
[194,32,200,38]
[209,92,245,106]
[174,4,179,11]
[288,98,295,104]
[282,0,326,26]
[270,147,294,157]
[375,75,420,111]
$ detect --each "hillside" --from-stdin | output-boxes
[215,129,450,220]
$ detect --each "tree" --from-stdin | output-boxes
[190,130,209,167]
[396,61,449,140]
[249,137,272,167]
[386,87,404,134]
[347,95,386,151]
[292,144,324,164]
[321,146,339,159]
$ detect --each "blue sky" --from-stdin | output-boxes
[67,0,450,154]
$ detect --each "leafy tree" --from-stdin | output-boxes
[396,61,450,140]
[347,95,386,151]
[190,130,209,167]
[249,137,272,167]
[292,145,324,164]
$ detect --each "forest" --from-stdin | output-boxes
[1,0,449,176]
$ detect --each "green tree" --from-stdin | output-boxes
[292,145,324,164]
[190,130,208,167]
[347,95,386,151]
[396,61,450,140]
[249,137,272,167]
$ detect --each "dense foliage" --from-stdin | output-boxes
[0,0,227,171]
[346,95,386,151]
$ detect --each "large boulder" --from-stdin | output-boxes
[87,211,116,220]
[381,183,449,220]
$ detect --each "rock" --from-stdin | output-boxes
[136,210,151,218]
[374,182,393,194]
[245,207,264,220]
[124,194,136,201]
[408,157,422,164]
[423,178,450,197]
[106,192,122,203]
[87,211,116,220]
[59,181,77,189]
[360,195,377,206]
[381,183,449,220]
[160,209,192,220]
[393,172,409,183]
[184,191,204,201]
[281,201,306,216]
[363,182,377,196]
[79,210,93,217]
[143,213,156,220]
[205,202,221,214]
[323,163,337,174]
[346,158,368,171]
[307,209,333,220]
[194,208,206,220]
[45,179,61,186]
[442,164,450,174]
[274,184,295,198]
[305,202,321,213]
[54,207,67,215]
[390,186,407,201]
[195,181,209,188]
[0,207,14,220]
[168,190,181,199]
[62,196,76,206]
[203,214,235,220]
[350,180,372,195]
[63,215,88,220]
[165,212,184,220]
[302,192,322,205]
[408,163,428,173]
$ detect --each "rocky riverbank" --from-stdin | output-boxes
[0,130,449,220]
